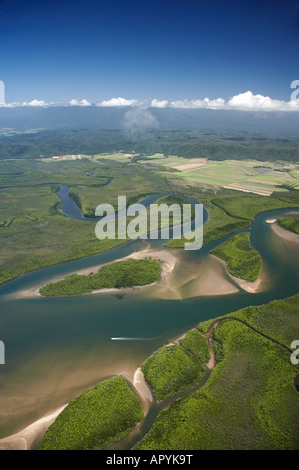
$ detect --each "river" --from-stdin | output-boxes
[0,187,298,444]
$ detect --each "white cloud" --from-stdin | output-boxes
[26,99,48,107]
[170,91,299,111]
[227,91,284,110]
[0,99,49,107]
[150,99,169,108]
[68,98,91,106]
[170,97,226,109]
[0,91,298,111]
[97,97,140,107]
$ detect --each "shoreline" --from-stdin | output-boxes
[0,366,154,451]
[0,405,67,451]
[210,254,264,294]
[271,222,299,244]
[14,249,177,299]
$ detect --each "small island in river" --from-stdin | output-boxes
[210,232,263,293]
[39,257,163,297]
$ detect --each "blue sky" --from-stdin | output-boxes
[0,0,298,105]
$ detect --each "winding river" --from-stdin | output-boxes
[0,185,299,447]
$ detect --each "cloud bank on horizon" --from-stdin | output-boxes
[1,91,299,111]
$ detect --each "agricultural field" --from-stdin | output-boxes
[137,156,299,196]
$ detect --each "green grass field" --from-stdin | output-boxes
[39,376,144,450]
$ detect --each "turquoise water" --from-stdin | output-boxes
[0,195,298,439]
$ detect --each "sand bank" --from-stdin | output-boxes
[210,254,264,294]
[0,405,66,451]
[271,222,299,244]
[132,368,153,407]
[0,366,152,451]
[191,255,239,296]
[14,249,177,299]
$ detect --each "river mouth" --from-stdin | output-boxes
[0,191,298,443]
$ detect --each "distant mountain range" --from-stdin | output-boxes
[0,106,299,136]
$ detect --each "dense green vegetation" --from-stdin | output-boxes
[40,258,162,296]
[39,376,144,450]
[0,159,169,285]
[135,294,299,450]
[1,126,299,162]
[0,156,298,286]
[151,194,195,230]
[141,344,206,400]
[180,329,210,363]
[166,189,299,249]
[277,217,299,235]
[210,232,262,281]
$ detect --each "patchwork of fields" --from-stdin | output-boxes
[137,155,299,196]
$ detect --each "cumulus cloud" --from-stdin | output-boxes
[227,91,285,110]
[97,97,140,107]
[0,99,48,107]
[69,98,92,106]
[170,91,299,111]
[150,99,169,108]
[0,91,298,111]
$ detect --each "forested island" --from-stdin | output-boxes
[39,258,162,296]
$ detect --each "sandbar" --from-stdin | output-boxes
[210,254,264,294]
[14,249,177,299]
[0,405,66,451]
[271,222,299,244]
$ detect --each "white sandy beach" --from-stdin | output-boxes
[0,365,154,451]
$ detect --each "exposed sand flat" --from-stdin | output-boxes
[132,368,153,405]
[283,211,299,217]
[229,273,262,293]
[205,339,216,370]
[266,218,277,224]
[0,405,66,451]
[182,255,239,297]
[210,254,264,294]
[272,222,299,244]
[147,253,240,301]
